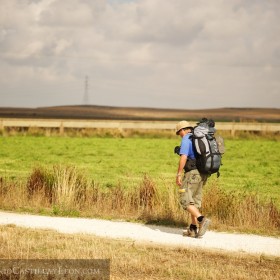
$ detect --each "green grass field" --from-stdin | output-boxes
[0,135,279,205]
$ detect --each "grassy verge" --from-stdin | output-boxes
[0,135,279,205]
[0,165,279,236]
[0,133,279,235]
[0,225,279,280]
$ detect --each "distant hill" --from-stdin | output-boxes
[0,105,279,122]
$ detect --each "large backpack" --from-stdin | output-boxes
[191,118,225,177]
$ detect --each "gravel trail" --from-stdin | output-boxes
[0,211,279,257]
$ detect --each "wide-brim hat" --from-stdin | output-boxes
[175,120,192,135]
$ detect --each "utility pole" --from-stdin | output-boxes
[84,75,89,105]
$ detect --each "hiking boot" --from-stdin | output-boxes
[196,217,210,238]
[183,227,197,238]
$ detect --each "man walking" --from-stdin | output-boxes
[175,120,210,238]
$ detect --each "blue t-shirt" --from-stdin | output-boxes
[179,133,196,159]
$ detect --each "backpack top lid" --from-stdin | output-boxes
[197,118,215,128]
[194,118,216,137]
[194,124,209,137]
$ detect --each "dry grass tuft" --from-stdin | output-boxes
[203,183,280,233]
[139,175,158,210]
[27,167,53,202]
[52,165,88,210]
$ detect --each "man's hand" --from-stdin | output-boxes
[176,174,182,186]
[176,154,187,186]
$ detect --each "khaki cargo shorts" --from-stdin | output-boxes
[178,169,208,210]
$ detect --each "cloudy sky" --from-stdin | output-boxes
[0,0,279,109]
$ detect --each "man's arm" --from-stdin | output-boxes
[176,154,187,186]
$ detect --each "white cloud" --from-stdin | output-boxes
[0,0,279,109]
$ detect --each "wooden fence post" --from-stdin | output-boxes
[231,122,236,137]
[59,122,64,136]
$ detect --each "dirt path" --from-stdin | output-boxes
[0,211,279,257]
